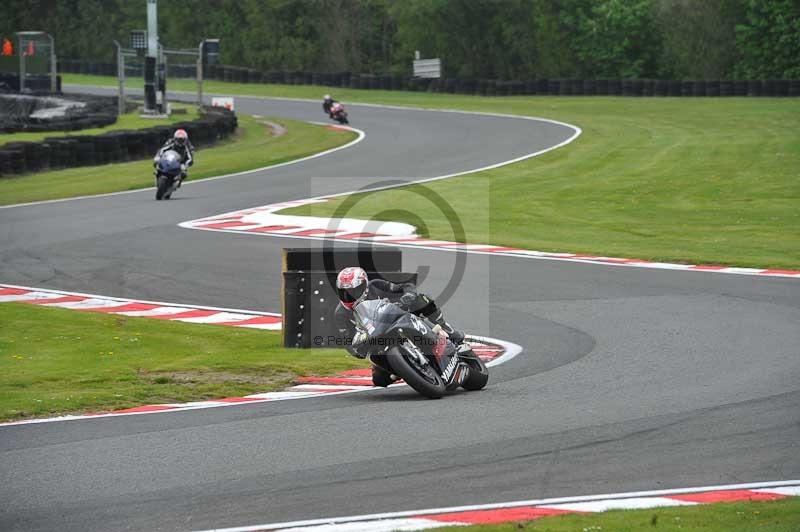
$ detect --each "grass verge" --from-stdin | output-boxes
[0,103,199,147]
[0,113,356,205]
[64,74,800,269]
[446,498,800,531]
[0,302,363,421]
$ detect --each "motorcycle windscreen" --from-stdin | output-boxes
[159,150,182,175]
[353,299,405,338]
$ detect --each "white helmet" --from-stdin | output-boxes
[173,129,188,146]
[336,267,368,310]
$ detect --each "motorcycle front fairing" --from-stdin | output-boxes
[158,150,182,178]
[353,299,459,380]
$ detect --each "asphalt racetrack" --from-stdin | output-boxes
[1,88,798,531]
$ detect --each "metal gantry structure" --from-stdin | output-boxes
[14,31,57,93]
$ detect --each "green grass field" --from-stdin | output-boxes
[65,74,800,269]
[446,497,800,532]
[0,103,200,147]
[0,303,363,421]
[0,113,356,205]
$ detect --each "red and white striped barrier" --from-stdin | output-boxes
[195,481,800,532]
[180,199,800,280]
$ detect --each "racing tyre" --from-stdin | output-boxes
[155,176,170,200]
[461,353,489,391]
[387,345,446,399]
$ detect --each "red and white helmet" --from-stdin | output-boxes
[336,267,369,310]
[173,128,188,145]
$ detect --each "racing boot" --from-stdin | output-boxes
[427,307,465,345]
[372,365,399,387]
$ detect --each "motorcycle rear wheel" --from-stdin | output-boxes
[387,345,446,399]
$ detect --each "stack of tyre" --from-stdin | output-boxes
[0,106,237,178]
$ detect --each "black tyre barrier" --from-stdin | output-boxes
[734,80,749,97]
[747,79,763,96]
[622,80,634,96]
[58,59,800,98]
[0,106,237,178]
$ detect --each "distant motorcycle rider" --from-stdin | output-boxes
[322,94,337,118]
[153,129,194,187]
[334,266,466,387]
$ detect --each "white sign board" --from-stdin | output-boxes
[212,97,235,111]
[413,58,442,79]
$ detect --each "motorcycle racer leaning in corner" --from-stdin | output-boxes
[153,129,195,188]
[322,94,337,118]
[334,266,466,387]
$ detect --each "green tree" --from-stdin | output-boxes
[562,0,662,78]
[653,0,745,79]
[735,0,800,78]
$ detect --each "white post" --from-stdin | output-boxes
[147,0,158,57]
[197,40,204,109]
[145,0,158,112]
[114,40,125,115]
[18,35,25,93]
[48,34,56,93]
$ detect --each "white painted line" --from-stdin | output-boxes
[193,480,800,532]
[171,312,257,324]
[0,291,64,302]
[236,322,282,330]
[39,298,129,310]
[279,518,454,532]
[116,306,196,317]
[753,486,800,496]
[544,496,697,512]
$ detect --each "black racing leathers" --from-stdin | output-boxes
[334,279,444,359]
[155,139,195,168]
[322,98,337,116]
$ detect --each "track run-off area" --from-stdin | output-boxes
[1,88,798,531]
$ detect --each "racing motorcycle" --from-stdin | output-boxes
[330,102,349,124]
[353,298,489,399]
[154,149,183,200]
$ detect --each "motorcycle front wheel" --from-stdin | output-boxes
[155,176,170,200]
[387,345,446,399]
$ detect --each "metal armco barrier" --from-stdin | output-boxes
[281,247,417,348]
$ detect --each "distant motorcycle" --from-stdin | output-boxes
[330,102,349,124]
[353,298,489,398]
[154,150,183,200]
